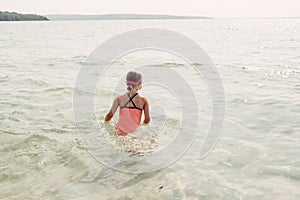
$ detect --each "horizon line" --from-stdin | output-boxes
[44,13,300,19]
[1,10,300,19]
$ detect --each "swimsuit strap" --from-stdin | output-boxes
[127,93,138,108]
[120,93,142,110]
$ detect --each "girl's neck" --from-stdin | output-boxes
[128,90,137,96]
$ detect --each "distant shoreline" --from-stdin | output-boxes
[45,14,212,21]
[0,11,48,21]
[1,12,298,22]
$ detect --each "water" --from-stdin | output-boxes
[0,19,299,199]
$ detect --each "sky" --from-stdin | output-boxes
[1,0,299,18]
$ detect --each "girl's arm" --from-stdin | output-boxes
[105,96,119,121]
[143,98,150,124]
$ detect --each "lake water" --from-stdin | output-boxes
[0,19,299,199]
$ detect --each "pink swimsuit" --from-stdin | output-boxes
[115,93,142,136]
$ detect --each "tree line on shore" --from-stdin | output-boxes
[0,11,48,21]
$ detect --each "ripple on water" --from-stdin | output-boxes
[259,165,300,181]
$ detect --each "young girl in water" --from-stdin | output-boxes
[105,71,150,136]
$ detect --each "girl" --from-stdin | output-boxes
[105,71,150,136]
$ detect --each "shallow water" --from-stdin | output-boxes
[0,19,299,199]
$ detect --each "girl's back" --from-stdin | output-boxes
[118,93,146,110]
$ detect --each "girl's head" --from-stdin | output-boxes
[126,71,142,92]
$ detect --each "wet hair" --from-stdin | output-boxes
[127,84,134,91]
[126,71,142,91]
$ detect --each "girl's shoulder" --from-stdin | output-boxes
[138,94,149,103]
